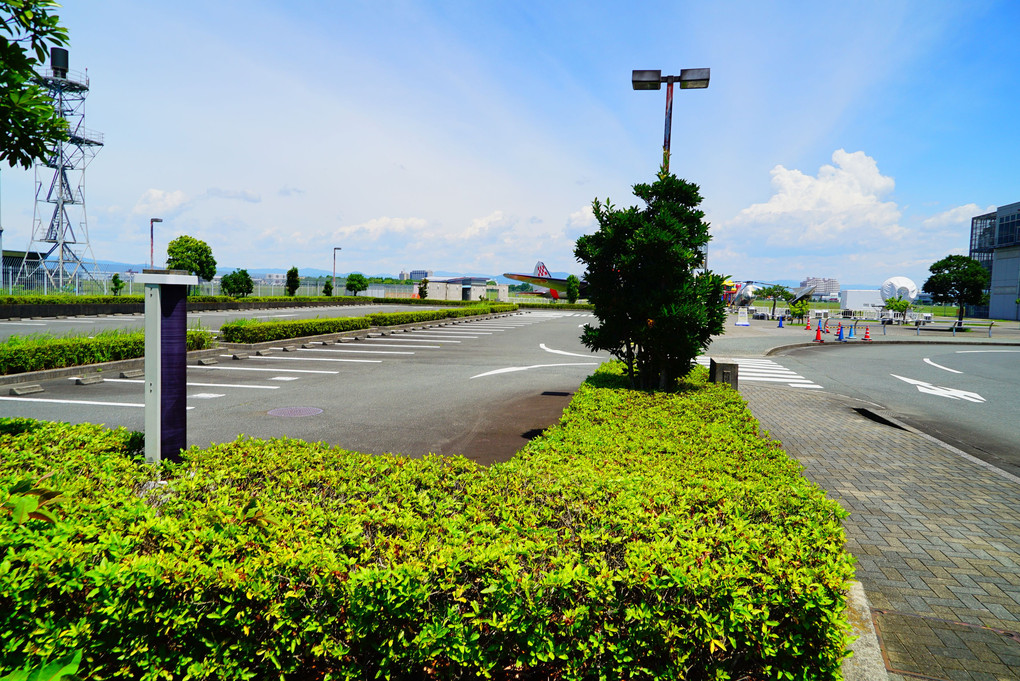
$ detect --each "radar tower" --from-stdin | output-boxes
[17,47,104,290]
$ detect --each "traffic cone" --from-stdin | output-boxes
[813,326,824,343]
[806,319,812,332]
[863,326,872,341]
[777,316,784,328]
[848,325,855,340]
[837,323,845,342]
[824,320,831,334]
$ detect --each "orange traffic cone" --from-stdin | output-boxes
[813,326,824,343]
[863,326,872,341]
[806,319,812,332]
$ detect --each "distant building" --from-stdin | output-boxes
[800,276,840,297]
[398,270,409,281]
[970,201,1020,320]
[409,269,433,281]
[262,273,286,285]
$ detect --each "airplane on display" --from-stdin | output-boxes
[503,262,587,300]
[728,281,816,307]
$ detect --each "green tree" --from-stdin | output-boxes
[1,1,70,169]
[110,272,125,296]
[322,279,333,296]
[166,235,217,281]
[418,278,429,299]
[221,268,254,298]
[575,167,726,391]
[566,274,581,304]
[285,266,299,296]
[756,284,790,319]
[345,273,368,296]
[922,255,990,322]
[883,295,912,322]
[788,298,810,321]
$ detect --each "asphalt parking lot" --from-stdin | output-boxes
[0,310,607,464]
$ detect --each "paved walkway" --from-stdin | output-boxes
[714,319,1020,680]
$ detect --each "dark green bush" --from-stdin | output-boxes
[0,295,145,306]
[0,364,852,679]
[217,317,371,343]
[516,301,594,311]
[0,329,215,375]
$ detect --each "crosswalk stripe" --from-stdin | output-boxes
[696,357,822,389]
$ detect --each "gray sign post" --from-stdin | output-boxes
[135,269,198,464]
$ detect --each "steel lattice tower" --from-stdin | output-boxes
[17,48,104,291]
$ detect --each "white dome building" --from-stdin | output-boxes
[880,276,919,303]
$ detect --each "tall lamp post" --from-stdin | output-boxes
[150,217,163,268]
[332,247,342,297]
[631,68,710,174]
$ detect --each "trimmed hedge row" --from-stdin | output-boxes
[0,364,853,679]
[366,304,516,327]
[516,301,594,311]
[219,305,517,344]
[0,295,145,306]
[0,329,215,376]
[217,317,371,344]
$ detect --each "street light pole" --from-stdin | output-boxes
[632,68,710,174]
[150,218,163,268]
[333,247,341,296]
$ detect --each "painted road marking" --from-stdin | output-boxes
[471,362,599,379]
[221,354,381,364]
[891,374,985,403]
[539,343,605,359]
[924,358,962,374]
[696,357,823,389]
[190,366,338,374]
[191,393,224,399]
[364,337,461,344]
[97,378,281,390]
[408,332,479,338]
[0,396,194,409]
[273,347,415,355]
[269,376,300,381]
[341,343,440,349]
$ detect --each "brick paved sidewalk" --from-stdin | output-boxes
[741,384,1020,680]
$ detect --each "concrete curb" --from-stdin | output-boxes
[763,338,1020,356]
[842,581,888,680]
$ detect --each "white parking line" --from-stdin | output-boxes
[99,378,280,389]
[408,333,477,339]
[190,366,338,374]
[221,355,381,364]
[286,347,415,355]
[0,395,194,409]
[343,342,439,349]
[364,337,460,344]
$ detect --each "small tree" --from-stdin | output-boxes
[922,255,990,322]
[221,269,254,298]
[322,279,333,296]
[285,267,300,296]
[884,296,912,323]
[166,235,217,281]
[418,278,429,299]
[756,284,790,319]
[575,166,726,391]
[110,273,125,296]
[789,298,810,321]
[345,273,368,296]
[566,274,581,304]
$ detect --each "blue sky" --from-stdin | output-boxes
[2,0,1017,286]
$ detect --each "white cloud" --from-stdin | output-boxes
[132,189,188,216]
[205,188,261,203]
[566,205,595,233]
[726,149,906,251]
[922,203,994,229]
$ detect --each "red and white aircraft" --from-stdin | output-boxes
[503,262,586,300]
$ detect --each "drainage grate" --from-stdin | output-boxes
[267,407,323,418]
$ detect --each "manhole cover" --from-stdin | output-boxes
[267,407,323,418]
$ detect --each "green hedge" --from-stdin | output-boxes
[0,329,215,375]
[0,295,145,306]
[217,317,371,344]
[0,364,853,679]
[367,304,516,327]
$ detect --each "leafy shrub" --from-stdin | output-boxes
[217,316,371,343]
[0,364,853,679]
[516,302,594,311]
[0,329,214,375]
[0,295,144,306]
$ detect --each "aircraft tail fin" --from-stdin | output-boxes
[533,261,551,278]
